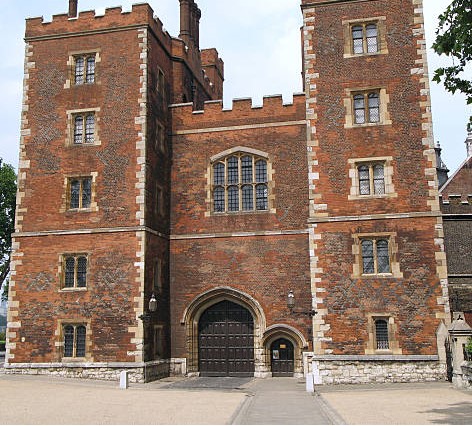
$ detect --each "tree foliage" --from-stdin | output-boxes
[432,0,472,129]
[0,159,17,300]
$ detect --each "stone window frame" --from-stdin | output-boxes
[58,253,90,292]
[348,156,397,200]
[343,16,388,58]
[365,314,402,355]
[205,146,276,216]
[60,172,99,213]
[64,50,101,89]
[352,232,403,278]
[344,87,392,129]
[66,108,101,147]
[55,319,92,362]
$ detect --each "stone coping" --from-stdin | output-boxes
[312,355,440,361]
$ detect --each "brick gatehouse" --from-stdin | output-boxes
[5,0,450,383]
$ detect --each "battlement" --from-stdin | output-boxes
[25,3,172,50]
[170,93,306,132]
[201,49,224,78]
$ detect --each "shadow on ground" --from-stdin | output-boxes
[422,402,472,425]
[161,376,254,390]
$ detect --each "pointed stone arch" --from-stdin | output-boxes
[182,287,268,376]
[262,324,308,377]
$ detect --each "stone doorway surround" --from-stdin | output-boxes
[180,287,307,378]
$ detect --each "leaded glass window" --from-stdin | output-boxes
[377,240,390,273]
[69,177,92,210]
[351,23,379,55]
[353,91,381,125]
[368,93,380,123]
[76,326,86,357]
[366,24,379,53]
[361,238,391,274]
[211,152,269,213]
[73,113,95,144]
[74,54,95,85]
[86,57,95,84]
[242,185,254,211]
[85,114,95,143]
[228,186,239,212]
[63,255,88,289]
[63,324,87,358]
[74,57,85,85]
[357,163,385,196]
[64,257,75,288]
[358,165,371,195]
[352,25,364,54]
[373,164,385,194]
[375,319,389,349]
[361,240,375,274]
[64,325,75,357]
[354,94,365,124]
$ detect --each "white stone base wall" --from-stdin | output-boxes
[0,360,172,383]
[309,355,446,385]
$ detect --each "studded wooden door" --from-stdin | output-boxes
[198,300,255,377]
[271,338,294,377]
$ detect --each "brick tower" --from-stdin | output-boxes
[6,0,222,381]
[301,0,450,382]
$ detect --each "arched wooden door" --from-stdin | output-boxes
[198,300,255,377]
[270,338,294,377]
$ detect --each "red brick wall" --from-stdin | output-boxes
[10,233,140,363]
[20,30,143,232]
[170,235,312,357]
[316,218,443,355]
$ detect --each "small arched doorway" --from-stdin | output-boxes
[198,300,255,377]
[270,338,294,377]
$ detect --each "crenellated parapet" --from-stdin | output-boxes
[170,93,306,133]
[25,3,172,51]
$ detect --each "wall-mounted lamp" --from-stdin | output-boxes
[139,293,158,323]
[287,290,317,317]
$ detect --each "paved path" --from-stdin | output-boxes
[0,375,246,425]
[232,377,336,425]
[317,381,472,425]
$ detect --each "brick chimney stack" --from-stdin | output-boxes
[68,0,78,18]
[179,0,201,49]
[179,0,191,44]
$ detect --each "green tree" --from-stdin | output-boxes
[432,0,472,129]
[0,159,17,301]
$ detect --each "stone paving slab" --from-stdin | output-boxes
[0,375,246,425]
[317,381,472,425]
[232,378,335,425]
[162,376,254,390]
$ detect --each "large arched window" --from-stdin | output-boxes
[212,152,269,213]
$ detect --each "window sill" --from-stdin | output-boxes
[67,208,94,213]
[212,210,270,216]
[343,51,387,59]
[59,287,87,293]
[348,193,398,201]
[61,357,87,363]
[360,273,393,278]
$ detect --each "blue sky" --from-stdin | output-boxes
[0,0,470,173]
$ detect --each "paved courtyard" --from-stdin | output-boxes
[0,373,471,424]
